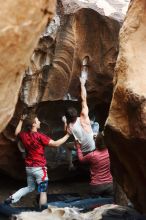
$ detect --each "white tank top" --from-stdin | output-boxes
[70,117,95,152]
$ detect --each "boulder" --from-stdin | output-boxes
[12,204,143,220]
[105,0,146,213]
[0,0,56,132]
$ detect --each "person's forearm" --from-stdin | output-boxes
[77,146,91,163]
[64,122,67,131]
[81,83,87,101]
[77,147,86,162]
[53,134,70,147]
[62,116,67,131]
[15,120,23,136]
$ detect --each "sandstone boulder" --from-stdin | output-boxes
[105,0,146,213]
[12,204,142,220]
[0,0,56,132]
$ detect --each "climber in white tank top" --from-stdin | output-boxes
[70,117,95,153]
[64,56,96,153]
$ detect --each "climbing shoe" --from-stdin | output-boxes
[4,196,13,205]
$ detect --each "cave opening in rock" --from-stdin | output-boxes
[0,0,121,214]
[3,0,146,218]
[0,97,112,211]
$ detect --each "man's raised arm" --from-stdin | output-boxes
[15,115,27,136]
[80,77,89,118]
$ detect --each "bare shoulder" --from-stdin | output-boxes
[80,115,91,130]
[80,113,90,123]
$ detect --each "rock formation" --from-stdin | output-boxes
[2,0,146,215]
[0,0,56,132]
[0,1,121,179]
[105,0,146,213]
[12,204,142,220]
[21,8,120,105]
[61,0,130,22]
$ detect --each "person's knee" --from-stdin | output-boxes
[37,181,48,193]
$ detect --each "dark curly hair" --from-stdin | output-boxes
[65,107,78,123]
[24,116,37,131]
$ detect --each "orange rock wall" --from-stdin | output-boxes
[105,0,146,213]
[0,0,56,132]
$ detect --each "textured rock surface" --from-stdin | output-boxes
[0,134,25,178]
[62,0,130,22]
[105,0,146,213]
[0,0,56,132]
[13,205,116,220]
[13,204,142,220]
[0,1,121,179]
[20,8,120,104]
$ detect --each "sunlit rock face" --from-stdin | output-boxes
[62,0,130,22]
[105,0,146,213]
[20,8,120,105]
[0,0,56,132]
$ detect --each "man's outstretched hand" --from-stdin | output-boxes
[66,127,72,135]
[20,114,27,121]
[62,115,67,124]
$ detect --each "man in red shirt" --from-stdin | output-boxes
[5,115,70,208]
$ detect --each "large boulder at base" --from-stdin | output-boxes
[12,204,143,220]
[0,0,56,132]
[105,0,146,213]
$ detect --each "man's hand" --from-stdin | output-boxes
[62,116,67,124]
[20,114,27,121]
[66,127,72,135]
[15,114,27,136]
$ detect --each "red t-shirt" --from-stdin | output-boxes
[76,147,113,185]
[19,131,51,167]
